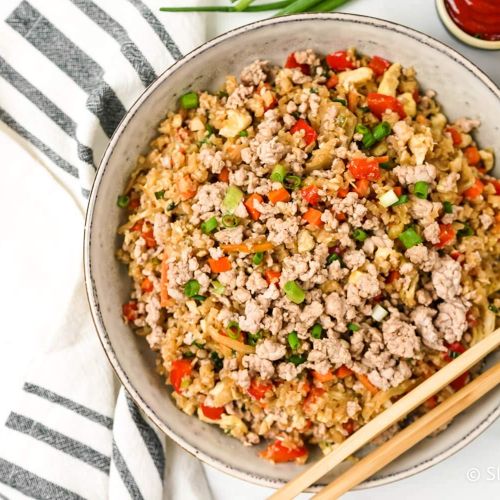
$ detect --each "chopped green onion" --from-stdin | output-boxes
[284,174,302,190]
[352,229,368,242]
[239,130,248,137]
[393,194,409,206]
[151,257,161,267]
[221,214,240,228]
[206,123,214,136]
[450,351,460,359]
[192,295,207,303]
[310,324,323,339]
[332,98,347,106]
[210,351,223,371]
[183,351,195,359]
[218,90,228,99]
[288,354,306,366]
[371,304,388,321]
[226,321,241,339]
[283,280,306,304]
[443,201,454,214]
[287,331,300,350]
[252,252,264,265]
[457,223,474,238]
[488,304,499,314]
[247,330,262,347]
[398,227,422,248]
[193,341,205,349]
[414,181,429,199]
[355,124,376,148]
[222,185,244,213]
[167,201,177,210]
[211,280,225,295]
[201,216,218,234]
[154,190,165,200]
[184,279,200,298]
[270,163,287,183]
[326,253,340,265]
[379,161,394,170]
[283,281,305,303]
[180,91,199,109]
[372,121,391,141]
[347,323,360,332]
[117,195,130,208]
[379,189,399,207]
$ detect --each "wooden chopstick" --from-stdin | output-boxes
[313,362,500,499]
[269,328,500,500]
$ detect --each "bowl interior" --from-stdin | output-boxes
[85,14,500,490]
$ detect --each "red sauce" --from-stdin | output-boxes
[444,0,500,41]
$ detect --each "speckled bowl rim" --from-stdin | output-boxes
[435,0,500,50]
[84,12,500,491]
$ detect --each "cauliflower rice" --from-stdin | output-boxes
[117,48,500,463]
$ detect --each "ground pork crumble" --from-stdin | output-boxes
[117,47,500,464]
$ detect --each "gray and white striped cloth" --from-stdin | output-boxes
[0,1,212,499]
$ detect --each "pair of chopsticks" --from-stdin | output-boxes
[271,328,500,500]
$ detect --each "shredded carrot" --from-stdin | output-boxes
[251,242,274,253]
[218,167,230,183]
[336,365,353,379]
[335,212,347,222]
[244,193,263,220]
[347,90,359,112]
[463,178,484,200]
[393,186,403,197]
[326,74,339,89]
[312,370,334,382]
[141,278,154,293]
[464,146,481,165]
[337,186,350,198]
[268,188,291,204]
[354,179,370,197]
[355,372,379,395]
[177,174,198,200]
[264,269,281,285]
[303,208,323,227]
[160,253,172,307]
[373,155,389,164]
[221,242,274,254]
[208,257,232,273]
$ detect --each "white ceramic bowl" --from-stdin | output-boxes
[84,13,500,490]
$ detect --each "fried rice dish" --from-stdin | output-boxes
[116,48,500,463]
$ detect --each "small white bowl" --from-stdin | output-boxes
[436,0,500,50]
[84,13,500,491]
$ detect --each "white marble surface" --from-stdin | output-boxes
[0,0,499,498]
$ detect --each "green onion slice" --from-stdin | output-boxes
[284,174,302,190]
[117,195,130,208]
[310,324,323,339]
[201,216,218,234]
[211,280,225,295]
[222,185,244,213]
[398,227,422,249]
[352,229,368,242]
[226,321,241,339]
[457,223,474,238]
[239,130,248,137]
[288,354,306,366]
[287,331,300,350]
[372,121,391,141]
[332,98,347,106]
[154,190,165,200]
[247,330,262,347]
[393,194,409,206]
[252,252,264,265]
[270,163,287,183]
[184,279,200,298]
[414,181,429,199]
[443,201,453,214]
[283,280,306,304]
[347,323,360,332]
[180,91,199,109]
[221,214,240,228]
[326,253,340,265]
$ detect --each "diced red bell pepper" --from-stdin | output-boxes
[303,207,324,227]
[301,185,320,206]
[450,371,469,391]
[443,342,466,362]
[325,50,355,71]
[368,55,391,76]
[244,193,264,221]
[337,186,350,198]
[490,179,500,195]
[326,74,339,89]
[208,257,232,273]
[336,365,353,379]
[290,119,317,145]
[170,359,193,393]
[386,270,400,284]
[447,127,462,146]
[343,420,355,435]
[367,93,406,119]
[303,387,325,413]
[436,224,456,248]
[218,167,230,183]
[248,379,273,400]
[141,278,154,293]
[122,301,138,323]
[348,157,382,181]
[463,178,484,200]
[200,404,224,420]
[259,439,308,463]
[284,53,310,75]
[464,146,481,165]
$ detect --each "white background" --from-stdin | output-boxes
[0,0,499,498]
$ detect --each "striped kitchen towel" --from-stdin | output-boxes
[0,0,212,499]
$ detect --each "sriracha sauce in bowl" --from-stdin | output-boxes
[436,0,500,49]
